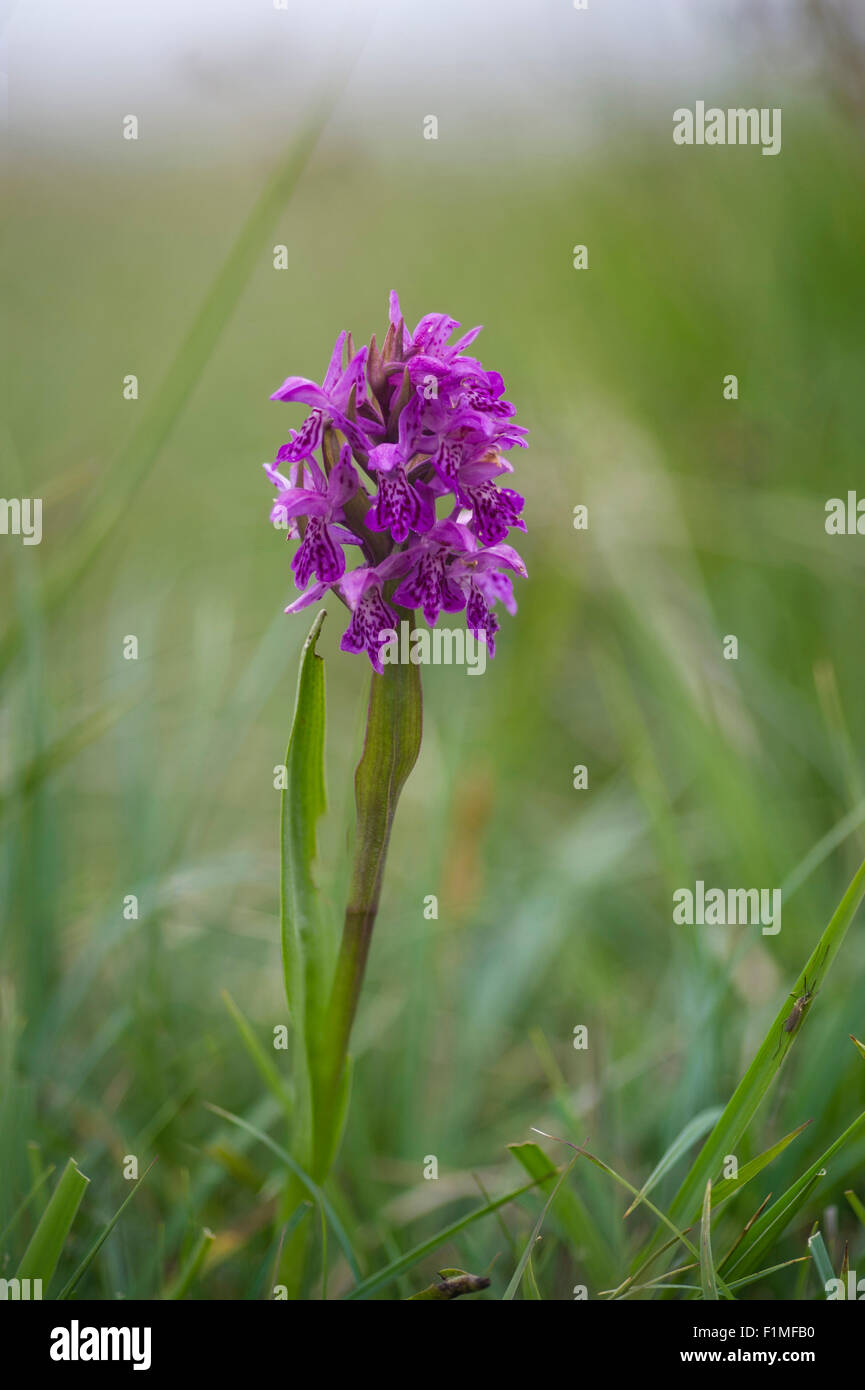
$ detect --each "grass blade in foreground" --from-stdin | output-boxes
[344,1174,546,1301]
[806,1231,835,1298]
[503,1155,579,1300]
[699,1180,718,1300]
[205,1102,361,1285]
[709,1120,811,1210]
[163,1227,215,1300]
[662,852,865,1236]
[623,1108,721,1218]
[721,1106,865,1278]
[15,1158,89,1293]
[56,1159,156,1300]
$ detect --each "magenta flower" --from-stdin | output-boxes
[337,568,398,674]
[264,293,528,666]
[365,444,436,544]
[270,444,361,588]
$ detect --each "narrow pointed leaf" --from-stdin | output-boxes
[57,1160,156,1299]
[660,853,865,1245]
[503,1156,578,1300]
[205,1102,360,1284]
[700,1180,719,1300]
[807,1231,835,1296]
[710,1119,812,1208]
[723,1106,865,1277]
[623,1108,722,1217]
[344,1174,547,1301]
[16,1158,89,1292]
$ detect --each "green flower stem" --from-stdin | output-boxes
[313,638,422,1180]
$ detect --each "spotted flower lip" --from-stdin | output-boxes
[270,444,361,588]
[264,292,528,667]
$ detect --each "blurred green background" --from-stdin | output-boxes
[3,0,865,1300]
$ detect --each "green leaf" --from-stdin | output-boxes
[844,1189,865,1229]
[532,1131,735,1301]
[281,609,329,1016]
[700,1180,719,1300]
[503,1155,578,1300]
[163,1226,214,1300]
[221,989,293,1119]
[16,1158,89,1292]
[806,1231,835,1296]
[57,1160,156,1299]
[623,1108,722,1218]
[710,1119,812,1208]
[728,1257,809,1291]
[662,852,865,1240]
[279,610,332,1171]
[508,1141,613,1280]
[522,1252,543,1300]
[205,1101,361,1285]
[266,1204,313,1300]
[344,1174,547,1301]
[0,1165,56,1249]
[722,1106,865,1278]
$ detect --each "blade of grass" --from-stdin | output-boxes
[163,1227,214,1300]
[221,989,292,1119]
[807,1230,835,1296]
[700,1180,719,1300]
[204,1101,360,1285]
[618,1256,807,1298]
[56,1159,157,1300]
[660,852,865,1244]
[845,1189,865,1228]
[344,1174,547,1301]
[710,1119,812,1208]
[723,1171,825,1278]
[623,1108,721,1218]
[0,1165,56,1249]
[266,1204,313,1300]
[723,1106,865,1277]
[15,1158,89,1292]
[508,1140,613,1278]
[532,1129,735,1298]
[522,1252,543,1299]
[503,1155,579,1300]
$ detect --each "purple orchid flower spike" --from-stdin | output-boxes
[263,291,528,669]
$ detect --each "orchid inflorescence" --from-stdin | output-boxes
[265,292,528,672]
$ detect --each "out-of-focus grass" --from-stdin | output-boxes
[3,94,865,1298]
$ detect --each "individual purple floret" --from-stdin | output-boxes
[264,293,528,668]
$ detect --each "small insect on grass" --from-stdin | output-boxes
[773,948,829,1059]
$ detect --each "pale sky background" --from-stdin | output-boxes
[1,0,825,165]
